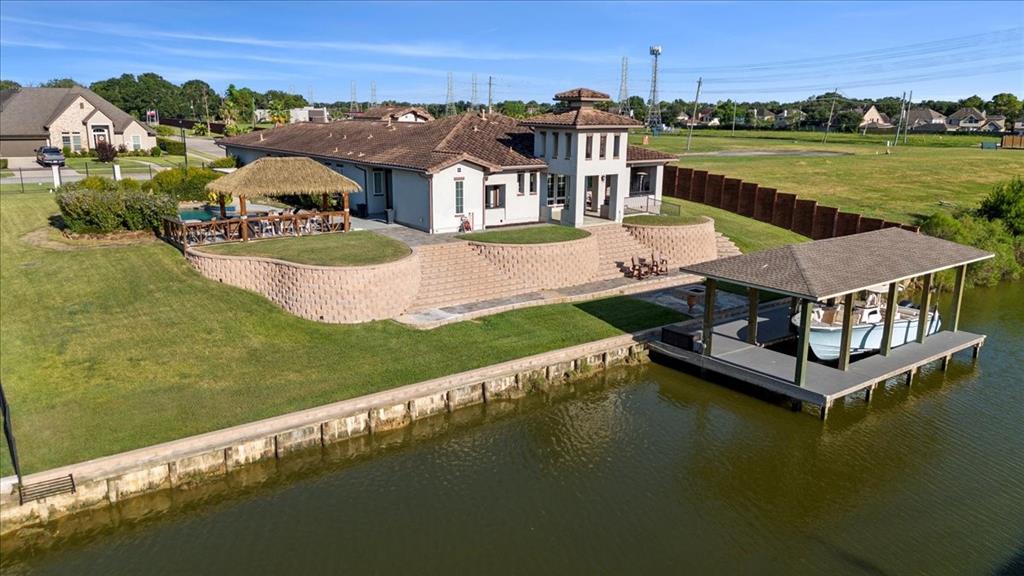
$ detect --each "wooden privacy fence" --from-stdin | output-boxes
[1001,135,1024,150]
[163,210,350,248]
[662,166,919,240]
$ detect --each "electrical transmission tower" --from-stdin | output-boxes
[617,57,630,116]
[471,73,479,111]
[370,81,377,108]
[444,72,456,117]
[349,81,359,114]
[645,46,662,131]
[487,76,494,114]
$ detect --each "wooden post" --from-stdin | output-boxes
[343,191,351,232]
[949,264,966,332]
[239,196,248,241]
[905,367,916,387]
[941,355,951,371]
[321,193,329,211]
[880,282,898,356]
[837,292,854,371]
[747,287,759,344]
[218,194,227,218]
[702,279,717,356]
[917,273,933,343]
[794,299,812,387]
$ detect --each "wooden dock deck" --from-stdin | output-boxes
[650,305,985,418]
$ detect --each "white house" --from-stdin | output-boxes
[859,105,893,129]
[218,87,675,233]
[0,86,156,157]
[349,106,434,123]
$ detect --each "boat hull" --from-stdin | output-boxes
[801,312,941,361]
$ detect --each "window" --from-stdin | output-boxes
[373,171,384,196]
[613,135,621,158]
[564,133,572,159]
[529,173,537,195]
[455,180,464,214]
[61,133,71,149]
[553,133,560,159]
[599,134,607,159]
[486,185,504,209]
[71,133,82,151]
[538,131,547,157]
[517,173,525,196]
[546,174,567,206]
[585,135,593,160]
[131,135,141,151]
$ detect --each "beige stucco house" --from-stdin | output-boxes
[0,86,156,157]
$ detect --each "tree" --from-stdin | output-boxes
[0,79,21,91]
[95,141,118,163]
[986,93,1022,119]
[959,95,985,110]
[264,90,307,109]
[41,78,81,88]
[219,99,239,126]
[181,79,222,121]
[268,99,290,126]
[978,177,1024,236]
[498,100,526,118]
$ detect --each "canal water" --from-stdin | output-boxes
[3,286,1023,575]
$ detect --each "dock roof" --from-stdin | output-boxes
[682,228,993,301]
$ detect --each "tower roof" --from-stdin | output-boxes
[554,88,611,102]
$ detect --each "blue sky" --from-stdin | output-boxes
[1,1,1021,104]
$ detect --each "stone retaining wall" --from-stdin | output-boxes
[624,217,718,266]
[0,332,655,535]
[185,248,421,323]
[468,234,600,290]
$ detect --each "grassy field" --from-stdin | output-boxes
[631,131,1022,224]
[0,193,684,474]
[459,224,590,244]
[664,196,808,253]
[202,231,410,266]
[623,214,704,226]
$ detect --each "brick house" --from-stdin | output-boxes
[0,86,156,157]
[219,88,676,233]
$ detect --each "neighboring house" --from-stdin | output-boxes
[947,107,987,130]
[749,108,776,125]
[905,107,947,129]
[219,87,675,233]
[979,115,1006,132]
[349,106,434,123]
[254,106,331,124]
[859,105,893,129]
[0,86,156,157]
[774,109,806,128]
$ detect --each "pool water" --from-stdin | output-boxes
[177,208,217,222]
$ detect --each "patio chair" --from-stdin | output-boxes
[257,218,275,238]
[653,253,669,275]
[277,216,296,236]
[631,256,650,279]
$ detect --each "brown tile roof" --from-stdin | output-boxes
[218,112,544,173]
[554,87,610,101]
[521,107,641,128]
[0,86,152,138]
[682,228,993,301]
[350,105,434,122]
[949,107,986,121]
[626,144,677,163]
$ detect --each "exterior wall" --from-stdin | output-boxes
[482,171,540,227]
[117,121,157,151]
[624,217,717,267]
[226,146,267,166]
[333,162,369,210]
[468,233,600,290]
[396,112,428,123]
[391,170,430,231]
[85,109,114,148]
[431,161,486,233]
[535,128,631,226]
[46,95,93,149]
[185,248,421,323]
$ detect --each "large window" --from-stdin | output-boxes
[373,171,384,196]
[455,180,464,214]
[131,135,141,151]
[486,185,504,209]
[61,133,71,149]
[546,174,568,206]
[599,134,607,159]
[517,173,525,196]
[564,132,572,159]
[71,133,82,152]
[539,131,547,157]
[613,134,621,158]
[529,173,537,195]
[585,135,593,160]
[553,133,560,160]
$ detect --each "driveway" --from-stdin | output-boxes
[185,137,225,158]
[5,157,43,170]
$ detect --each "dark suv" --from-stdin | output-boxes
[35,147,66,167]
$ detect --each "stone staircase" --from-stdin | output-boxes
[587,223,653,280]
[715,233,742,258]
[411,242,531,311]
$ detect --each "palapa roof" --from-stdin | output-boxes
[0,86,154,138]
[682,228,993,301]
[205,157,361,197]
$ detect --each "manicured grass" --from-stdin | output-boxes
[631,131,1023,224]
[459,224,590,244]
[623,214,704,226]
[662,196,809,254]
[0,193,684,474]
[201,231,411,266]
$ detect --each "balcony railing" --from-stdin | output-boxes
[163,210,350,248]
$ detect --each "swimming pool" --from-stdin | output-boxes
[177,208,219,221]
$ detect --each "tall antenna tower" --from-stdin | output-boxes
[617,57,630,116]
[370,81,377,108]
[349,81,359,114]
[471,73,479,111]
[444,72,456,117]
[646,46,662,131]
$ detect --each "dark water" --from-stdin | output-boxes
[4,286,1023,575]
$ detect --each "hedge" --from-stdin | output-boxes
[157,137,186,155]
[149,167,222,201]
[0,158,8,169]
[56,177,177,234]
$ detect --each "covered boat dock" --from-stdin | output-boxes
[650,228,994,419]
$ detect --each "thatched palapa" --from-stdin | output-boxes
[205,156,361,197]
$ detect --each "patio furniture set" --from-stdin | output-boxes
[630,253,669,279]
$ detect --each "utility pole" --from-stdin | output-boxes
[822,88,838,144]
[444,72,456,117]
[685,76,702,152]
[203,89,210,134]
[904,90,913,144]
[731,101,737,135]
[181,125,189,170]
[893,91,906,146]
[487,76,494,114]
[617,56,630,116]
[370,81,377,108]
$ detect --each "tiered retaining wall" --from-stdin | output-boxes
[0,332,654,534]
[662,166,919,239]
[624,217,718,266]
[185,248,421,323]
[468,234,601,290]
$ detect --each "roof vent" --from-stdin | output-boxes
[334,147,339,153]
[367,134,373,139]
[342,134,347,139]
[473,125,479,132]
[358,152,365,157]
[328,132,332,138]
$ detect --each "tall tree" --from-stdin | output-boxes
[40,78,81,88]
[959,95,985,110]
[0,79,21,90]
[181,80,222,120]
[986,93,1022,118]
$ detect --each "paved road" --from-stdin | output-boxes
[185,137,226,158]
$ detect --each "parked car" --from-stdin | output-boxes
[35,147,66,167]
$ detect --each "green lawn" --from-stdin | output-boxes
[631,131,1023,224]
[663,196,809,253]
[459,224,590,244]
[623,214,704,226]
[0,193,684,474]
[63,154,218,175]
[201,231,411,266]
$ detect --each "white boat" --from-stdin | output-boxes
[790,289,941,361]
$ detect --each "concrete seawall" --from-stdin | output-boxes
[0,331,658,535]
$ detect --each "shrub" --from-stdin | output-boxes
[150,146,162,157]
[978,176,1024,236]
[153,124,177,137]
[921,210,1022,287]
[150,167,222,201]
[191,122,209,136]
[209,156,237,168]
[157,137,186,155]
[62,146,72,157]
[116,143,128,154]
[56,177,177,234]
[95,141,118,162]
[0,158,7,169]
